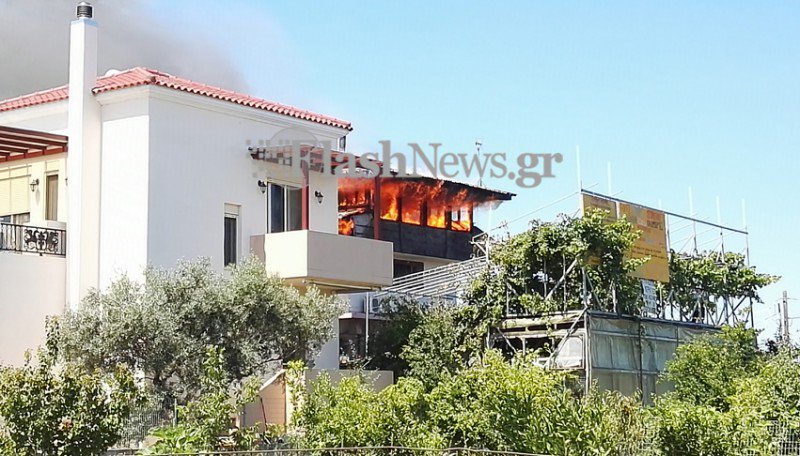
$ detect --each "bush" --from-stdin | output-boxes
[142,347,260,453]
[0,335,141,456]
[651,397,770,456]
[294,351,644,454]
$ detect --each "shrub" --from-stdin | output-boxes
[0,336,141,456]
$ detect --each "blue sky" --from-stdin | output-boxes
[162,1,799,340]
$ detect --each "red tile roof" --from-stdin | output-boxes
[0,67,352,130]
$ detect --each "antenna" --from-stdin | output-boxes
[475,138,484,186]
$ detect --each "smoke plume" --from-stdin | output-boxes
[0,0,250,99]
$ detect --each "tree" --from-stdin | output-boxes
[731,347,800,430]
[143,347,260,453]
[55,258,345,401]
[0,330,141,456]
[662,324,760,410]
[400,298,503,390]
[365,295,426,376]
[665,251,778,317]
[471,210,645,315]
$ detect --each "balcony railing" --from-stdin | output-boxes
[0,222,66,256]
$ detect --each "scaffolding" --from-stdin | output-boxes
[374,189,759,401]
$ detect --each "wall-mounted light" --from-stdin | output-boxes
[314,191,324,204]
[30,178,40,193]
[257,179,268,194]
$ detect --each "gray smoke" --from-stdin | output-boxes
[0,0,250,99]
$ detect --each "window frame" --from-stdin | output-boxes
[267,182,303,234]
[223,204,240,266]
[45,173,59,221]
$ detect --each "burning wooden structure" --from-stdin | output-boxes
[338,176,513,261]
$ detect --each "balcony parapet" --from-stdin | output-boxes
[0,223,66,256]
[262,229,393,291]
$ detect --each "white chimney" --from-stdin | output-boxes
[66,1,102,309]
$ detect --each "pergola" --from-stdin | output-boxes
[0,126,68,163]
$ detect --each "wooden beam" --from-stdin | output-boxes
[0,144,33,153]
[0,133,63,148]
[0,125,68,143]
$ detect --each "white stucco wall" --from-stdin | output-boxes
[0,253,66,366]
[144,87,347,271]
[96,91,151,287]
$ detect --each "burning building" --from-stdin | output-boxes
[338,176,513,263]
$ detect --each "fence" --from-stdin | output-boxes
[112,403,175,449]
[107,448,554,456]
[617,421,800,456]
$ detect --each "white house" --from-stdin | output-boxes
[0,3,512,370]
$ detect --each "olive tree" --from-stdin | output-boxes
[54,257,345,401]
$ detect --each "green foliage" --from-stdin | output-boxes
[295,373,441,449]
[294,350,644,455]
[650,398,771,456]
[731,347,800,429]
[366,296,427,376]
[142,347,260,454]
[665,251,778,315]
[425,351,626,455]
[471,211,777,318]
[662,325,759,410]
[55,257,345,401]
[473,210,644,315]
[0,332,141,456]
[400,299,503,390]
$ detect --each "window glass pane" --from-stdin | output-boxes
[14,213,30,225]
[46,175,58,221]
[269,184,285,233]
[224,216,237,265]
[286,187,302,231]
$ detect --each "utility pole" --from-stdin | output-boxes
[781,291,790,345]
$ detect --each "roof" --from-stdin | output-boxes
[0,67,352,130]
[0,125,68,163]
[393,175,516,200]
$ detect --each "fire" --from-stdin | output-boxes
[338,217,355,235]
[427,206,446,228]
[338,178,372,208]
[338,177,479,233]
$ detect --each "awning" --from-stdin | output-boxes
[0,126,68,163]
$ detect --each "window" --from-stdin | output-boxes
[394,259,424,278]
[0,213,29,224]
[45,174,58,221]
[224,205,239,266]
[267,183,302,233]
[0,175,30,217]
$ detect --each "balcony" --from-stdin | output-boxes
[260,230,393,291]
[0,223,66,256]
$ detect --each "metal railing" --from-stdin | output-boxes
[0,222,66,256]
[107,447,554,456]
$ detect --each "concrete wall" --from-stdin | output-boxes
[241,368,394,430]
[0,253,66,366]
[263,230,394,289]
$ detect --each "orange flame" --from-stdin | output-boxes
[338,217,355,235]
[339,178,477,232]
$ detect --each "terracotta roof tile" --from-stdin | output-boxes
[0,67,352,130]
